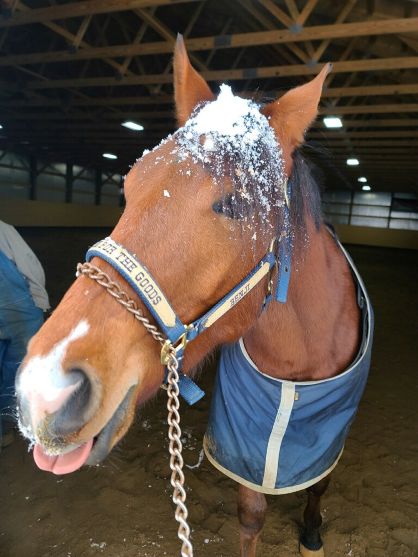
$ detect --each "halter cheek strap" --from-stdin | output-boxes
[275,181,292,303]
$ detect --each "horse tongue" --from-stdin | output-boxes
[33,439,93,475]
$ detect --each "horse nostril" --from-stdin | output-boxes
[52,367,93,436]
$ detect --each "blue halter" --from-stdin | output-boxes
[85,190,292,405]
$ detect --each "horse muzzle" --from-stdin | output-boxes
[16,360,137,474]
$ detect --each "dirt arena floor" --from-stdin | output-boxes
[0,228,417,557]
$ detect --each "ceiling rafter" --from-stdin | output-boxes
[0,0,204,28]
[12,56,418,90]
[296,0,320,26]
[14,1,129,77]
[2,17,418,67]
[133,7,208,72]
[236,0,300,66]
[3,81,418,109]
[72,15,92,49]
[282,0,317,58]
[256,0,311,62]
[320,103,418,114]
[311,0,358,62]
[308,130,418,138]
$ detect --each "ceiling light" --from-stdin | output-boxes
[102,153,118,160]
[362,185,371,191]
[0,124,3,129]
[347,158,359,166]
[122,121,144,131]
[358,177,367,183]
[323,116,343,128]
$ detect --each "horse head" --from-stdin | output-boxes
[16,37,330,474]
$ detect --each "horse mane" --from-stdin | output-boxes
[289,147,324,236]
[205,139,326,246]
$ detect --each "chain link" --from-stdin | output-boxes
[76,262,194,557]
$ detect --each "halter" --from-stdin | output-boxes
[84,200,292,405]
[84,185,292,405]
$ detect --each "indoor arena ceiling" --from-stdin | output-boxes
[1,0,418,192]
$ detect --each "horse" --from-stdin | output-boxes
[15,36,373,557]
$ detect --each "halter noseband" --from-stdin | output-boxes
[83,191,292,405]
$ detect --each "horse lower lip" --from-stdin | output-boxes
[85,386,136,466]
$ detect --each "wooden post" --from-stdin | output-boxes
[348,190,354,225]
[29,154,37,200]
[95,168,102,206]
[65,162,73,203]
[119,175,125,208]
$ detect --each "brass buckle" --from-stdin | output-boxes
[160,331,189,365]
[264,237,278,304]
[269,236,278,254]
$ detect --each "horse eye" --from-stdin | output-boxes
[212,193,249,220]
[213,193,237,219]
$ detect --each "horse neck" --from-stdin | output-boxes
[243,221,361,381]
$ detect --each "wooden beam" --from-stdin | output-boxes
[3,104,417,125]
[256,0,293,27]
[296,0,319,25]
[312,140,418,147]
[322,83,418,98]
[311,0,358,62]
[323,146,418,151]
[9,84,418,108]
[72,15,92,49]
[283,0,299,22]
[117,15,150,77]
[1,100,417,120]
[236,0,302,65]
[320,104,418,115]
[65,162,73,203]
[15,1,143,87]
[13,57,418,90]
[0,0,204,28]
[256,0,310,63]
[94,168,102,205]
[309,130,418,138]
[5,117,418,137]
[314,118,418,128]
[133,7,208,72]
[0,110,174,120]
[332,154,418,161]
[29,154,37,200]
[2,17,418,66]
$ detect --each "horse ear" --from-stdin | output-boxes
[261,63,332,154]
[173,34,214,127]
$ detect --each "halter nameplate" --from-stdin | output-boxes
[198,258,274,330]
[86,237,186,343]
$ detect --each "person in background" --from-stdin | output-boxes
[0,220,50,450]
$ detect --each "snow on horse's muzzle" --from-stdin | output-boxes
[17,366,93,444]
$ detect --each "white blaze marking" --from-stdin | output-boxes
[17,320,90,432]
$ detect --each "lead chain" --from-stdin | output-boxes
[166,349,194,557]
[76,262,194,557]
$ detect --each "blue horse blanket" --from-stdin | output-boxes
[204,243,373,494]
